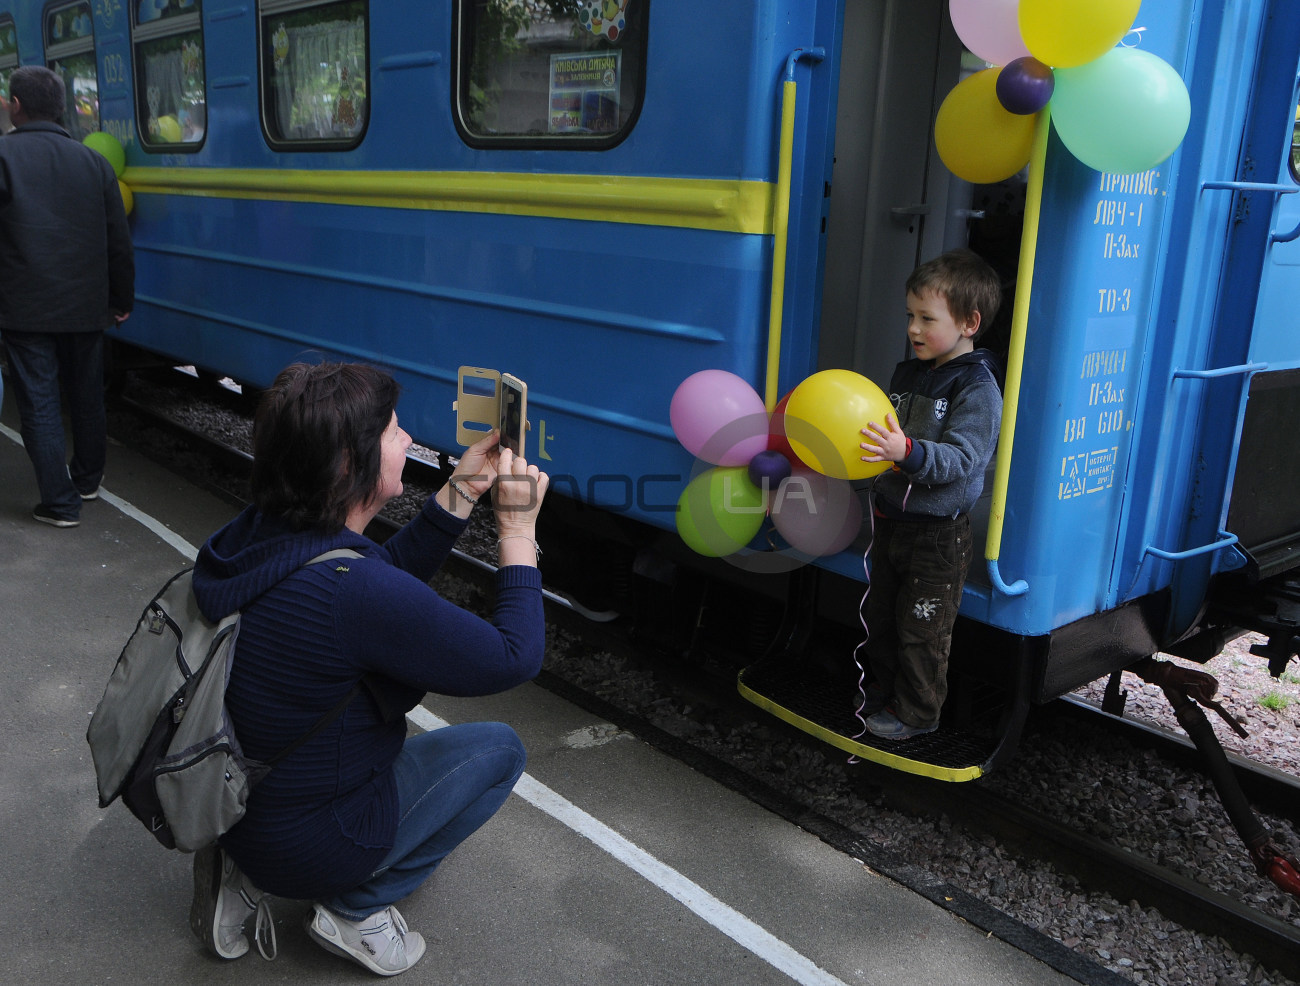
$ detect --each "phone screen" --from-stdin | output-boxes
[500,379,524,456]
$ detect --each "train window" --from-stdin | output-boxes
[257,0,368,149]
[454,0,647,148]
[1292,100,1300,181]
[133,0,207,150]
[0,15,17,132]
[43,0,97,140]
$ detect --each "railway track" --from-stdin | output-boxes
[107,368,1300,986]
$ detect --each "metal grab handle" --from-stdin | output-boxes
[1171,361,1268,382]
[1199,179,1300,244]
[1143,531,1239,562]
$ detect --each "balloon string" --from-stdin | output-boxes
[847,482,908,763]
[847,496,875,763]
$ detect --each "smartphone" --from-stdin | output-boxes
[498,373,527,458]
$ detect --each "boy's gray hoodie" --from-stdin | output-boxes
[873,349,1003,519]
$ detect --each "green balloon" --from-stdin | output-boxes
[83,130,126,176]
[1051,47,1190,175]
[675,466,766,557]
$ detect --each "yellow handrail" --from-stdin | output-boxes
[764,48,824,411]
[985,108,1050,597]
[764,77,798,412]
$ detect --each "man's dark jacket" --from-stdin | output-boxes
[0,120,134,332]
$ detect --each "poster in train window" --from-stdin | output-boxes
[260,0,368,146]
[455,0,644,147]
[548,51,620,134]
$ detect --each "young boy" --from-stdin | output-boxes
[857,248,1004,740]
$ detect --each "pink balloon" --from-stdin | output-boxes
[770,467,864,556]
[669,369,769,466]
[950,0,1031,67]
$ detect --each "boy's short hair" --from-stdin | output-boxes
[8,66,66,122]
[906,248,1002,341]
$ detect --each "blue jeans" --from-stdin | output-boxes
[321,722,526,920]
[1,330,106,519]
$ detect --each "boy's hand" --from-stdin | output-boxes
[860,413,908,463]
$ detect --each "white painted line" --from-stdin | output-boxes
[1,420,201,561]
[406,704,850,986]
[2,419,844,985]
[100,487,201,560]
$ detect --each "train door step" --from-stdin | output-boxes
[737,657,1008,782]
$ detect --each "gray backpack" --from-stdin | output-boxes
[86,549,363,852]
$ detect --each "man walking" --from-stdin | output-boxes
[0,65,134,527]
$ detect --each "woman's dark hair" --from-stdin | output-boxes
[251,362,400,532]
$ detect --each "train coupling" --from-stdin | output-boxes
[1130,658,1249,739]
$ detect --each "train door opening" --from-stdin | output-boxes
[816,0,1027,589]
[820,0,958,388]
[818,0,1024,393]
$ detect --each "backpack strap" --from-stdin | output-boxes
[261,548,371,768]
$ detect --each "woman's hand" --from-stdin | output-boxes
[494,449,549,566]
[454,429,503,499]
[436,430,501,519]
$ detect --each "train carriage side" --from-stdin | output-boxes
[49,0,845,541]
[976,0,1300,696]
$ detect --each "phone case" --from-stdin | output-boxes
[454,366,501,447]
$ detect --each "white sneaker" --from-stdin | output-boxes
[307,903,426,976]
[190,845,276,960]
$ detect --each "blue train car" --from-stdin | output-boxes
[5,0,1299,782]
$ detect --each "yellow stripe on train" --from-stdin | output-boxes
[120,167,775,235]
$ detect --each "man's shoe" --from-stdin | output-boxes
[190,845,273,960]
[864,708,938,741]
[308,903,426,976]
[33,505,78,528]
[78,487,100,500]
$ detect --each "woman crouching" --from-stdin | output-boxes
[188,361,548,975]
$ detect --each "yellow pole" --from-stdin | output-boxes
[985,108,1050,595]
[764,78,798,412]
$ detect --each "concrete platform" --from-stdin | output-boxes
[0,385,1080,985]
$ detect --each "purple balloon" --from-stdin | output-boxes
[747,449,793,490]
[996,57,1055,116]
[770,468,863,556]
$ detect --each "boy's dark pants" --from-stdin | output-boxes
[866,512,973,728]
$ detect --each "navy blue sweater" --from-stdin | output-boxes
[191,497,544,899]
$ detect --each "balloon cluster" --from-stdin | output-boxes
[83,132,132,215]
[670,369,894,558]
[936,0,1191,181]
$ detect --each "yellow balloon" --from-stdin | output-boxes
[118,179,133,215]
[157,114,182,143]
[784,370,894,481]
[934,69,1036,185]
[1018,0,1140,69]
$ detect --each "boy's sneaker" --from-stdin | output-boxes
[858,683,890,716]
[78,487,100,501]
[33,505,78,527]
[190,845,275,960]
[865,708,938,741]
[307,903,426,976]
